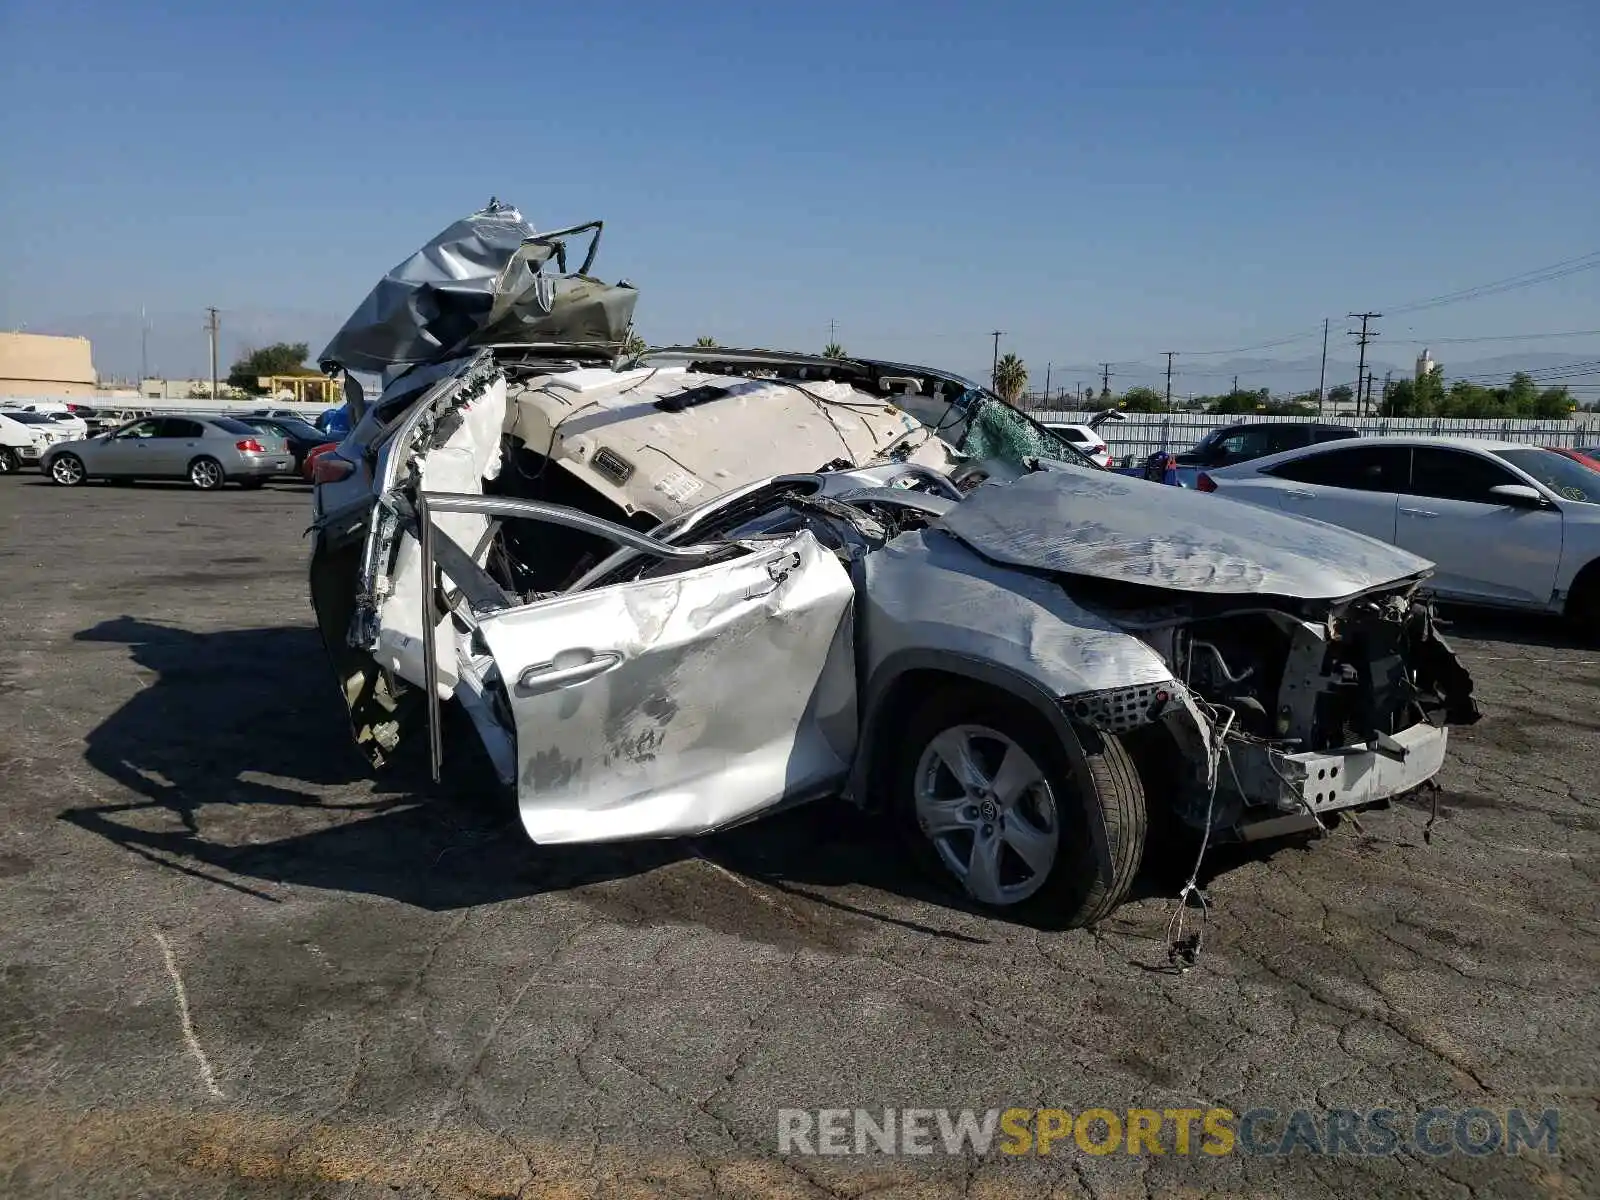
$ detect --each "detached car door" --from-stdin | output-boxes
[1397,447,1562,606]
[471,529,859,845]
[1258,443,1409,543]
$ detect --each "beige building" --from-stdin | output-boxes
[0,331,98,398]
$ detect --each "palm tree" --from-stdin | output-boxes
[993,353,1028,402]
[622,330,647,357]
[823,342,846,359]
[695,335,718,347]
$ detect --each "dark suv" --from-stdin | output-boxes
[1177,421,1358,469]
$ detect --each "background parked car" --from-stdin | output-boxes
[316,403,351,438]
[301,441,339,482]
[240,415,332,473]
[1201,436,1600,631]
[1041,422,1114,467]
[1555,447,1600,472]
[0,409,75,457]
[0,412,50,473]
[43,415,294,491]
[1177,420,1359,469]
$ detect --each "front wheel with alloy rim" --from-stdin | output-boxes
[892,685,1147,929]
[0,447,17,474]
[188,456,225,490]
[49,453,86,486]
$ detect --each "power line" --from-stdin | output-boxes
[1177,326,1328,356]
[1387,329,1600,345]
[1383,250,1600,316]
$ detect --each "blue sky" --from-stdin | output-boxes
[1,0,1596,390]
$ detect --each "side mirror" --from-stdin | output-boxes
[1489,483,1547,508]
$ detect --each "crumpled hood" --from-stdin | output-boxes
[937,466,1434,600]
[319,201,637,374]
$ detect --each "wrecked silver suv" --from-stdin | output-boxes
[309,353,1480,929]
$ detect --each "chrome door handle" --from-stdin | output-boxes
[1400,507,1438,518]
[517,650,622,694]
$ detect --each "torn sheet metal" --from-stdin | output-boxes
[475,531,857,844]
[859,528,1178,697]
[373,375,508,695]
[319,201,637,374]
[939,467,1433,600]
[506,369,946,520]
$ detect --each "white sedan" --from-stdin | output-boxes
[1200,436,1600,628]
[1041,422,1113,467]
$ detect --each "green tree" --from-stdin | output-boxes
[622,330,647,357]
[1326,383,1354,408]
[1207,388,1272,415]
[1506,371,1539,415]
[227,342,311,394]
[1415,365,1446,414]
[1379,377,1420,418]
[1533,385,1575,418]
[694,336,718,347]
[992,353,1027,402]
[1117,386,1167,413]
[822,342,846,359]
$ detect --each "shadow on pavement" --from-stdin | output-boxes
[1434,603,1587,651]
[59,617,982,936]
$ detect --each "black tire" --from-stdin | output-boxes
[1566,566,1600,645]
[188,456,225,491]
[48,453,87,486]
[0,446,17,474]
[890,685,1147,929]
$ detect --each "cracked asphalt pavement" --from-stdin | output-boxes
[1,477,1596,1198]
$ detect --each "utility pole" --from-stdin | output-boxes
[1042,362,1051,411]
[1347,311,1381,420]
[1232,374,1239,394]
[1099,362,1113,399]
[1076,381,1083,408]
[204,307,220,400]
[990,331,1005,391]
[140,305,149,384]
[1317,317,1329,411]
[1382,369,1393,416]
[1164,351,1177,413]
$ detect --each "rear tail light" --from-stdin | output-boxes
[312,454,355,484]
[1197,472,1218,493]
[235,438,265,453]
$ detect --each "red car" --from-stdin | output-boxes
[1553,447,1600,472]
[301,442,339,482]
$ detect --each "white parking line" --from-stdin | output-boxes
[152,930,224,1100]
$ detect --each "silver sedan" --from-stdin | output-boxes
[43,415,294,491]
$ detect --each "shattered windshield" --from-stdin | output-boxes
[958,395,1098,468]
